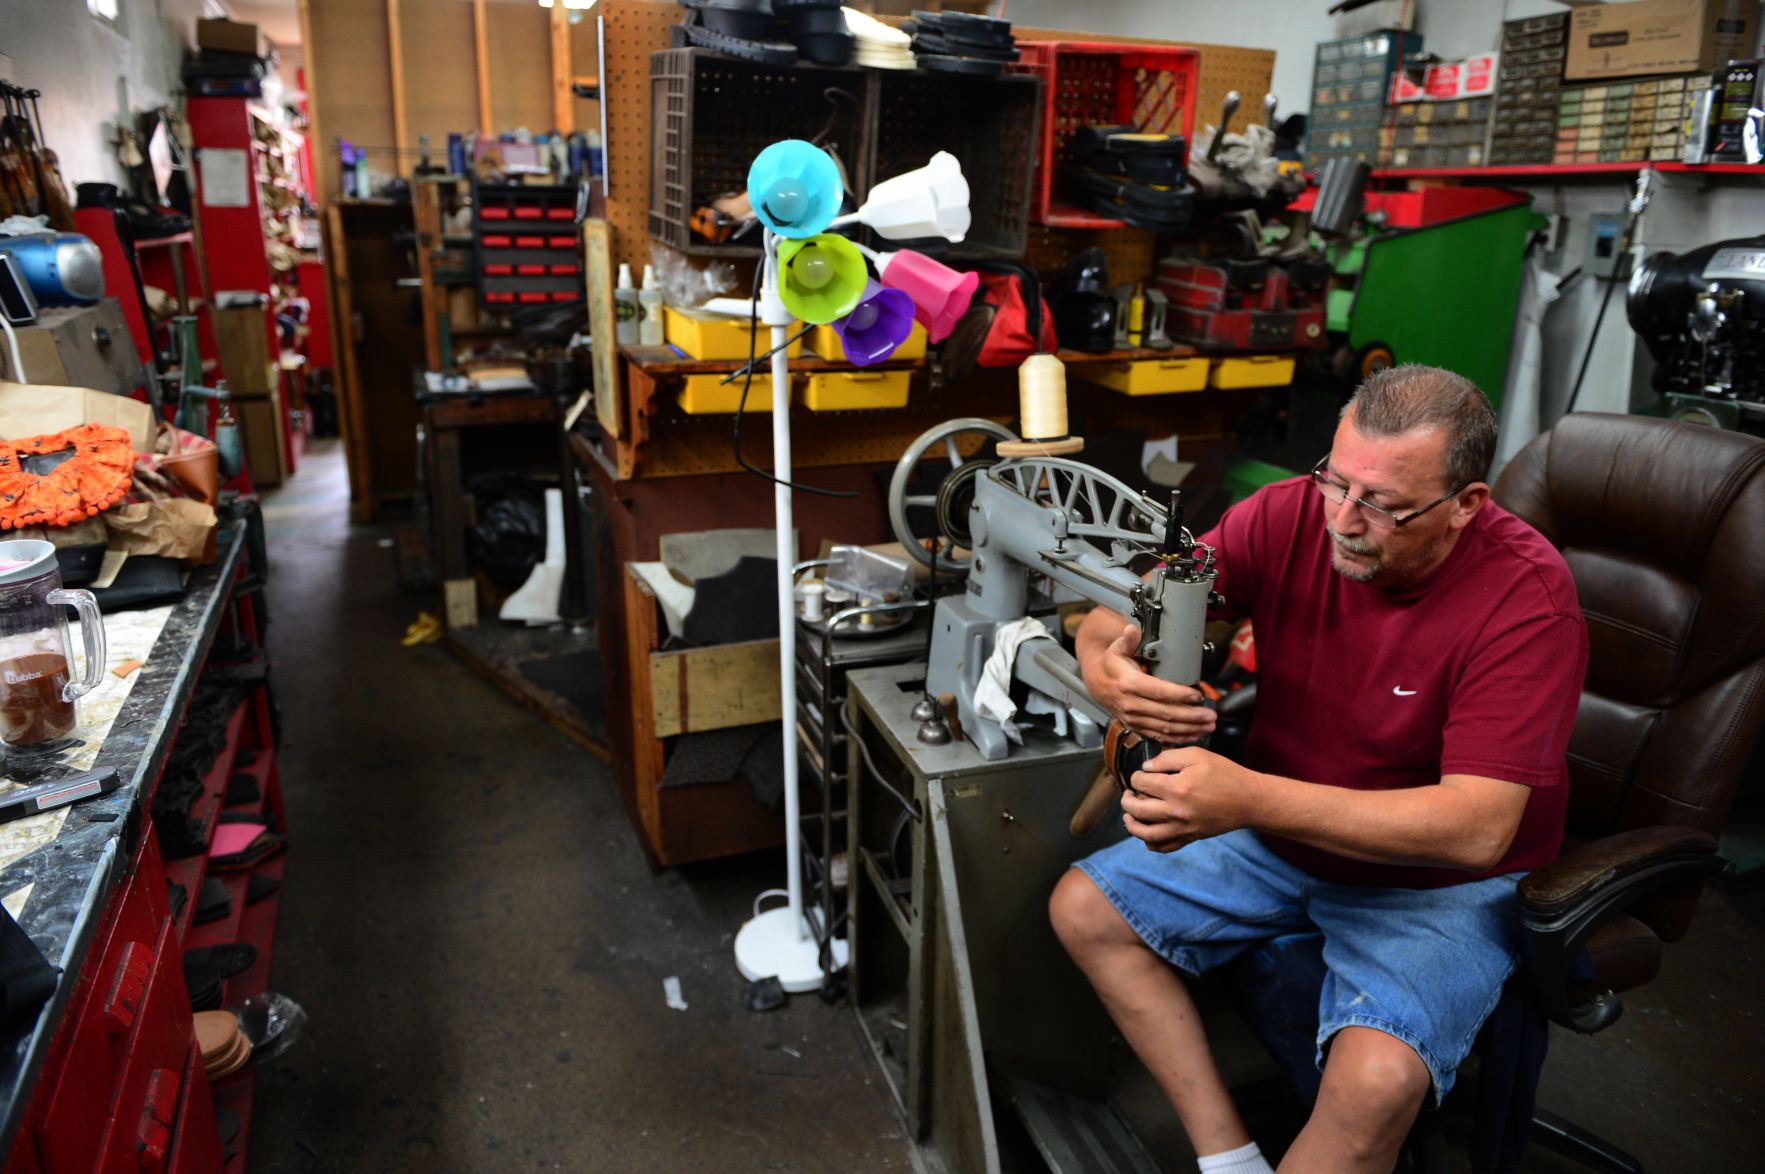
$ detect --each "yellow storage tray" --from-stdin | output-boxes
[1072,357,1210,396]
[801,370,911,411]
[1209,355,1297,389]
[663,306,803,361]
[677,372,776,414]
[807,321,928,363]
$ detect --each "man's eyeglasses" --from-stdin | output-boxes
[1310,456,1466,530]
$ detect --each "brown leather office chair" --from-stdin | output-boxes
[1495,412,1765,1040]
[1230,413,1765,1173]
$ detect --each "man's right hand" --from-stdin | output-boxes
[1081,622,1217,744]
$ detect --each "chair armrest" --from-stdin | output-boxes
[1518,826,1724,1034]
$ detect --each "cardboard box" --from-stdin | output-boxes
[1566,0,1754,81]
[235,390,287,488]
[212,306,274,396]
[197,18,265,58]
[3,301,148,396]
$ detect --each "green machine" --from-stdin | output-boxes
[1226,183,1539,500]
[1318,186,1539,408]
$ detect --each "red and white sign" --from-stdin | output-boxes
[1424,63,1462,99]
[1387,52,1500,103]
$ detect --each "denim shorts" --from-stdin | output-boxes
[1075,829,1523,1102]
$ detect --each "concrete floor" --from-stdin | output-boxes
[248,440,1765,1173]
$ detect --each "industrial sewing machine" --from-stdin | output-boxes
[885,416,1220,765]
[1627,234,1765,434]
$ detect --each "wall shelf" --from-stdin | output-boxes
[1372,161,1764,181]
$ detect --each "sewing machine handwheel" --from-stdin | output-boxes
[887,417,1019,575]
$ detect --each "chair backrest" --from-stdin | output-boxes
[1495,413,1765,844]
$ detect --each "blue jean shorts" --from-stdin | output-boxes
[1075,829,1523,1102]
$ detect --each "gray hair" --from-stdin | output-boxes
[1343,364,1496,490]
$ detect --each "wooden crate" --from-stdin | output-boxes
[618,564,786,867]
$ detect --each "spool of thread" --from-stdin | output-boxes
[1018,353,1069,441]
[802,581,825,622]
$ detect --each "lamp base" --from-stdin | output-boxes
[734,905,848,994]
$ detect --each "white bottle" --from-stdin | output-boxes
[614,263,640,346]
[638,264,665,347]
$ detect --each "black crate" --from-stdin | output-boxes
[648,49,875,259]
[868,69,1040,260]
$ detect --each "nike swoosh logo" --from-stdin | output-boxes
[1393,687,1417,697]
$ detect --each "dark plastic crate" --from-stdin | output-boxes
[649,49,874,259]
[867,69,1040,260]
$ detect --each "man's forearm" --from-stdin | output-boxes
[1243,771,1520,873]
[1075,606,1128,679]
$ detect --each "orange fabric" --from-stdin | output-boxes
[0,424,137,529]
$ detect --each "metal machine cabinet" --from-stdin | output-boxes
[845,662,1158,1174]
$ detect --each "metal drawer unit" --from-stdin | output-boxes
[1306,29,1422,172]
[791,571,930,979]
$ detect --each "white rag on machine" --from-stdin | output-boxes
[973,617,1059,744]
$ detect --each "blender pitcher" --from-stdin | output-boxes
[0,540,106,748]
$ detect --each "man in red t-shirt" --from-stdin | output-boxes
[1050,365,1587,1174]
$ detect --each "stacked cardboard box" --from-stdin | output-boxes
[1381,98,1494,168]
[1490,13,1568,164]
[1554,75,1713,163]
[1307,30,1421,171]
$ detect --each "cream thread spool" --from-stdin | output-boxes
[999,353,1085,458]
[1019,353,1067,440]
[802,581,826,622]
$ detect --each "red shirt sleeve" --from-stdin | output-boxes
[1439,609,1588,787]
[1197,485,1280,621]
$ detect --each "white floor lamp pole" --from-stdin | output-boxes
[733,236,846,993]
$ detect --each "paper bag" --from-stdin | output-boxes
[0,381,157,454]
[104,500,218,566]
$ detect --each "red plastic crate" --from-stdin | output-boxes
[1012,41,1200,229]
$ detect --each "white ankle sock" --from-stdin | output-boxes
[1197,1140,1274,1174]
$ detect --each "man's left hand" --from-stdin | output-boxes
[1121,746,1260,852]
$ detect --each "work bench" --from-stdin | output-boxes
[0,522,283,1172]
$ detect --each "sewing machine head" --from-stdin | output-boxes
[888,419,1218,760]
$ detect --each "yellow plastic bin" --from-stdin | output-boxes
[801,370,911,411]
[677,372,776,414]
[1072,357,1210,395]
[663,306,804,360]
[807,321,928,362]
[1209,355,1296,389]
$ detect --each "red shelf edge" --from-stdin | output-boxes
[1372,161,1764,179]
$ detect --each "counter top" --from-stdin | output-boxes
[0,521,247,1148]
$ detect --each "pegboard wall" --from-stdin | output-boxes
[596,2,1278,478]
[602,0,681,281]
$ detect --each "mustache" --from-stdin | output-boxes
[1329,529,1378,555]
